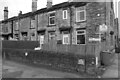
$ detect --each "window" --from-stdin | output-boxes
[4,26,8,33]
[49,13,55,25]
[63,34,69,44]
[63,10,67,19]
[76,30,86,45]
[31,20,35,29]
[15,34,19,40]
[31,16,35,20]
[49,32,55,41]
[21,32,27,41]
[30,33,35,41]
[76,10,86,22]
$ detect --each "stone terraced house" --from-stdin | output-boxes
[0,0,116,66]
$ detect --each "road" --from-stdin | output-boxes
[2,59,85,78]
[101,53,119,78]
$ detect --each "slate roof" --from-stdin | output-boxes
[1,2,87,23]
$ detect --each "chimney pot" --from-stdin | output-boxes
[18,11,22,16]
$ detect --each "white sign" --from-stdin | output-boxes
[78,59,85,65]
[99,24,108,32]
[89,38,101,41]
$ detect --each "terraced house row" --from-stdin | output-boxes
[0,0,118,66]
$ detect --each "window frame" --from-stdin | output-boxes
[63,10,68,19]
[30,20,35,29]
[76,10,86,22]
[15,34,19,40]
[76,30,86,45]
[48,31,56,41]
[63,34,69,45]
[49,12,56,25]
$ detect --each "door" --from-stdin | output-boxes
[39,35,44,48]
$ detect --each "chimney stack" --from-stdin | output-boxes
[4,7,8,20]
[32,0,37,12]
[47,0,52,8]
[18,11,22,16]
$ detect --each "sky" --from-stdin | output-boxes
[0,0,68,21]
[0,0,119,21]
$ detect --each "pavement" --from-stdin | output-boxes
[101,53,119,78]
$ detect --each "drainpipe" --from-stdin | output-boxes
[69,4,73,45]
[36,15,38,41]
[18,15,20,40]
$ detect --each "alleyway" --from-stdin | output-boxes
[101,53,119,78]
[1,53,120,78]
[2,59,84,78]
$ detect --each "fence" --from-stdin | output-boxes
[42,42,96,57]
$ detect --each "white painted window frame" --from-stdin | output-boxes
[63,34,69,45]
[49,16,55,25]
[63,10,68,19]
[49,11,56,25]
[76,10,86,22]
[76,30,86,45]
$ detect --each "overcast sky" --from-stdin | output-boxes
[0,0,119,21]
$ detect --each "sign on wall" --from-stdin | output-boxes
[89,38,101,42]
[88,33,101,42]
[99,24,108,32]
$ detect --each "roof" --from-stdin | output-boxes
[1,2,87,23]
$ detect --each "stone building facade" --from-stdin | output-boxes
[0,0,115,66]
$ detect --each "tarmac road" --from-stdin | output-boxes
[2,59,84,78]
[101,53,119,78]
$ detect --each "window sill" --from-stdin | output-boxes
[62,44,70,45]
[47,24,56,27]
[15,30,19,31]
[63,18,67,20]
[76,44,86,45]
[30,27,35,29]
[76,20,86,23]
